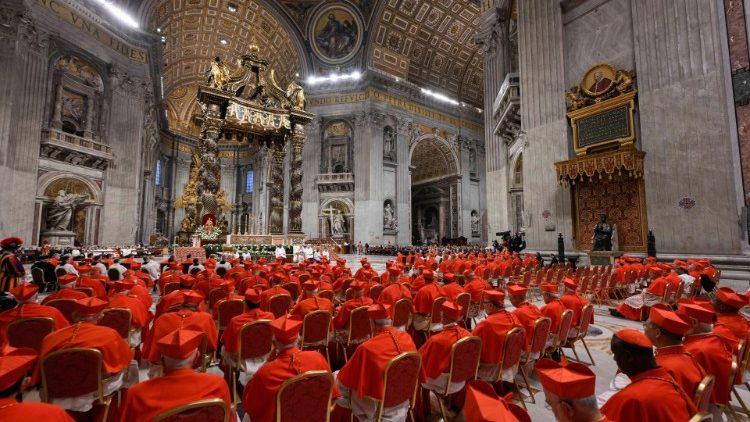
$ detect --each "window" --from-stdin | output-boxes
[155,159,162,186]
[245,169,254,193]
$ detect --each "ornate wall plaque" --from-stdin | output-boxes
[309,4,363,64]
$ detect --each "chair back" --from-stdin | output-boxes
[662,282,674,303]
[208,288,229,309]
[217,299,246,329]
[381,352,421,409]
[301,310,332,346]
[31,267,46,286]
[687,413,713,422]
[528,317,552,357]
[239,320,273,360]
[98,308,133,339]
[344,288,355,301]
[74,286,94,297]
[41,347,103,401]
[577,304,594,339]
[276,370,333,422]
[346,306,372,345]
[7,317,55,352]
[672,281,685,303]
[268,294,293,318]
[500,328,525,371]
[430,296,447,324]
[282,283,300,301]
[455,292,471,320]
[163,282,181,296]
[369,284,384,301]
[46,298,77,323]
[556,310,574,347]
[318,290,335,301]
[445,336,482,394]
[694,375,715,413]
[392,298,412,328]
[154,398,229,422]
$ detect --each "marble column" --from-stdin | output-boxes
[51,82,63,129]
[478,4,513,241]
[287,124,305,233]
[395,117,411,245]
[517,0,571,251]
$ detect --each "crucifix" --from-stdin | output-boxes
[322,206,338,238]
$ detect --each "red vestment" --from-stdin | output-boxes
[119,368,235,422]
[559,292,590,327]
[714,313,750,353]
[0,397,74,421]
[41,288,87,304]
[33,322,132,384]
[684,333,733,404]
[442,283,465,301]
[76,278,107,297]
[290,296,334,319]
[143,310,218,362]
[333,297,374,329]
[512,302,543,348]
[655,345,707,398]
[337,327,417,400]
[541,299,566,333]
[108,294,150,328]
[600,367,696,422]
[471,310,523,365]
[0,303,70,344]
[260,286,291,311]
[242,346,338,422]
[377,284,412,307]
[220,308,275,354]
[464,278,491,302]
[418,324,469,381]
[413,283,446,314]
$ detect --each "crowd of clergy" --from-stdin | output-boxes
[0,234,748,422]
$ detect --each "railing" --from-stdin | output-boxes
[493,72,520,119]
[42,128,113,156]
[315,173,355,183]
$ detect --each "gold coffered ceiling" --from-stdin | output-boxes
[370,0,484,107]
[411,138,458,184]
[146,0,303,134]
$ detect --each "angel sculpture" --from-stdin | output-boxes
[206,57,231,90]
[566,86,586,111]
[286,81,305,109]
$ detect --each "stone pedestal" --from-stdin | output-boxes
[41,230,76,247]
[587,250,623,266]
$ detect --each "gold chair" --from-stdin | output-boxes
[519,317,552,403]
[371,352,421,422]
[495,327,527,410]
[694,375,715,414]
[428,336,482,421]
[564,304,595,365]
[7,317,55,353]
[688,412,713,421]
[98,308,133,340]
[300,310,333,363]
[339,306,372,362]
[731,339,750,417]
[230,319,273,404]
[275,370,334,422]
[153,397,229,422]
[41,347,114,422]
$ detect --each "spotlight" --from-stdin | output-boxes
[220,39,228,45]
[227,3,238,12]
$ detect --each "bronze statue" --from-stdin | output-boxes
[206,57,231,90]
[592,214,613,251]
[286,81,305,109]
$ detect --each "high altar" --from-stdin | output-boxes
[174,42,313,246]
[555,64,648,254]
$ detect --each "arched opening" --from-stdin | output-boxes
[322,120,353,174]
[319,199,353,240]
[410,136,460,245]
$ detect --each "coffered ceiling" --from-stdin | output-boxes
[113,0,486,131]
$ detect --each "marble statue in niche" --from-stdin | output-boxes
[383,201,397,230]
[471,210,480,235]
[47,190,88,231]
[383,126,395,161]
[331,210,346,236]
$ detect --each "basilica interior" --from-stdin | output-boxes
[5,0,750,421]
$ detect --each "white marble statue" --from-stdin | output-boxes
[47,190,88,231]
[332,211,346,236]
[471,211,481,234]
[383,203,397,230]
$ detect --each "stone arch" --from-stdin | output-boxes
[319,197,353,216]
[37,172,103,205]
[409,134,460,184]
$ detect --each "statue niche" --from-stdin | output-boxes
[383,199,398,232]
[322,121,352,174]
[383,126,396,162]
[41,178,95,246]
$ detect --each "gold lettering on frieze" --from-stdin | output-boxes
[307,89,482,133]
[34,0,148,64]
